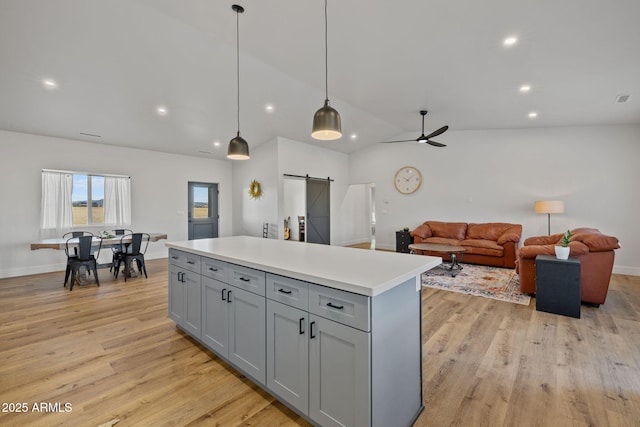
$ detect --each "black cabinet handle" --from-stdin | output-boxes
[177,271,184,283]
[222,288,227,301]
[209,267,218,272]
[310,321,316,339]
[278,288,292,295]
[227,290,232,303]
[239,277,250,282]
[187,260,195,265]
[171,256,179,260]
[299,318,305,334]
[327,302,344,310]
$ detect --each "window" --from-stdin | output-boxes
[41,169,131,236]
[72,174,105,225]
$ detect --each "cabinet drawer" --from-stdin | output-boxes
[168,249,201,273]
[266,274,309,311]
[229,264,266,296]
[202,257,229,282]
[308,284,370,332]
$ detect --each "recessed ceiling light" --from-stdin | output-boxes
[213,140,221,148]
[156,106,168,116]
[519,84,531,93]
[42,79,58,89]
[503,36,518,47]
[528,112,538,118]
[350,133,357,140]
[265,104,275,113]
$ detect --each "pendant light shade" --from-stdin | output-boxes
[227,4,250,160]
[312,0,342,141]
[312,100,342,140]
[227,132,250,160]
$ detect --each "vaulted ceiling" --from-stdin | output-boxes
[1,0,638,160]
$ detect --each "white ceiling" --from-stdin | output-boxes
[1,0,638,160]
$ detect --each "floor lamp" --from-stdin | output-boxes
[534,200,565,235]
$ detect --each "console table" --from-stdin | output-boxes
[166,236,440,427]
[535,254,581,318]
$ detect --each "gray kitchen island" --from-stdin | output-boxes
[166,236,440,427]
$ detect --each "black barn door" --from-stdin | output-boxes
[306,178,330,245]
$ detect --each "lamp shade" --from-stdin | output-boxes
[227,132,250,160]
[534,200,565,214]
[312,100,342,140]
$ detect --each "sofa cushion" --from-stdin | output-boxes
[467,223,515,241]
[427,221,467,240]
[420,237,462,246]
[572,231,620,252]
[410,223,432,239]
[463,239,504,251]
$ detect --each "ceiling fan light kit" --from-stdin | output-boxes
[312,0,342,141]
[227,4,250,160]
[380,110,448,147]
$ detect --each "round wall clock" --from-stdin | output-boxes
[248,179,262,199]
[394,166,422,194]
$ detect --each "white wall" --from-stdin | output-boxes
[0,130,233,278]
[231,138,280,237]
[349,124,640,275]
[283,178,306,241]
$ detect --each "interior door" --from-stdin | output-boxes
[188,182,218,240]
[306,178,330,245]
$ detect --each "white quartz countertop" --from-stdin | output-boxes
[166,236,441,297]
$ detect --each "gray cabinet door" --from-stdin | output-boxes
[228,286,266,385]
[183,271,202,339]
[168,265,184,324]
[201,277,229,356]
[266,300,309,414]
[309,314,371,427]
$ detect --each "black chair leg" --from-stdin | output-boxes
[141,258,147,278]
[92,262,100,286]
[64,264,71,287]
[69,267,76,291]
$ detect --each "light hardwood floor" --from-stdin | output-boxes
[1,259,639,426]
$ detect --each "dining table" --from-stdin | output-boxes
[30,233,168,251]
[30,233,168,282]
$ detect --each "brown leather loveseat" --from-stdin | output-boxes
[410,221,522,268]
[516,228,620,305]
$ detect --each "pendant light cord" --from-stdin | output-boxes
[324,0,329,102]
[236,8,241,134]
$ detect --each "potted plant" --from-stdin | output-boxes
[555,230,572,260]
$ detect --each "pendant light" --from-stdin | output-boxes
[227,4,250,160]
[311,0,342,140]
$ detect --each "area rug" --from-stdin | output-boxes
[422,263,531,305]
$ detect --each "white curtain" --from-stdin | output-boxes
[104,176,131,226]
[40,171,73,238]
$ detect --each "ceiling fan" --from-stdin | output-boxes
[380,110,448,147]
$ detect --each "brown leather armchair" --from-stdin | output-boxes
[516,228,620,306]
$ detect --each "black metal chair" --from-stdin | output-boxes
[109,228,133,273]
[114,233,150,281]
[62,231,93,286]
[65,235,102,290]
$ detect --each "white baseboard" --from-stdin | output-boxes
[613,265,640,276]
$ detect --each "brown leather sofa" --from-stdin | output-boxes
[410,221,522,268]
[516,228,620,305]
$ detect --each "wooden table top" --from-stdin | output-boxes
[30,233,168,250]
[408,243,466,254]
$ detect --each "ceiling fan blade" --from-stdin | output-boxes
[426,140,446,147]
[380,139,416,143]
[424,125,448,140]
